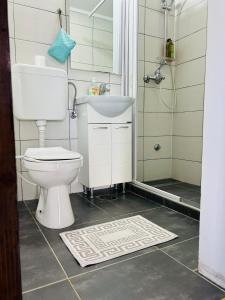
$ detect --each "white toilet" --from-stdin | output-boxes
[12,57,83,229]
[23,147,83,229]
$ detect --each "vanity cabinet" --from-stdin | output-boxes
[77,100,133,189]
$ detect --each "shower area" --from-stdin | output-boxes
[136,0,207,209]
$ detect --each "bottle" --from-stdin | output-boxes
[166,38,175,59]
[88,78,99,96]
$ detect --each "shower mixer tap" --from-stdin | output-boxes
[143,59,166,85]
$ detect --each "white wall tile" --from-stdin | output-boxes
[144,136,172,160]
[137,160,144,182]
[173,136,203,162]
[71,45,92,65]
[137,137,144,160]
[110,84,121,96]
[93,48,113,68]
[138,34,145,61]
[145,9,174,39]
[45,139,70,149]
[15,39,67,70]
[176,0,207,40]
[145,35,164,63]
[68,67,110,82]
[20,120,39,140]
[45,114,69,140]
[110,74,122,85]
[144,113,172,136]
[70,11,93,27]
[93,17,113,33]
[173,111,203,136]
[175,0,205,15]
[137,87,144,112]
[175,57,206,89]
[144,159,172,181]
[8,2,14,38]
[69,115,78,139]
[138,60,144,87]
[139,5,145,34]
[137,112,144,137]
[14,4,66,44]
[144,87,174,112]
[21,172,38,200]
[176,29,207,64]
[172,159,202,185]
[70,23,92,46]
[174,84,205,112]
[14,0,66,14]
[93,29,113,50]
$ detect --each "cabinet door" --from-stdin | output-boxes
[112,124,132,184]
[88,124,111,187]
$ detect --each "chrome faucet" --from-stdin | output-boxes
[143,59,166,85]
[99,83,110,95]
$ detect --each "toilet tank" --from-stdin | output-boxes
[12,64,68,120]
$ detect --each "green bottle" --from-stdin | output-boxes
[166,38,175,59]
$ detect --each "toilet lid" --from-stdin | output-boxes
[24,147,81,161]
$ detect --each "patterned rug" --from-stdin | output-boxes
[60,215,178,267]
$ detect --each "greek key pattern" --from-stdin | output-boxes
[60,215,177,267]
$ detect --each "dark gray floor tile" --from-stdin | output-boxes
[145,178,179,187]
[22,280,79,300]
[19,210,66,292]
[183,198,201,209]
[162,237,199,270]
[116,207,199,248]
[90,192,160,217]
[41,218,157,278]
[71,251,225,300]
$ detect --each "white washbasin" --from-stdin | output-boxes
[77,96,134,118]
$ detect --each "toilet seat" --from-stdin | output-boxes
[23,147,83,172]
[24,147,81,162]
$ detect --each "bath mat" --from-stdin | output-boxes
[60,215,178,267]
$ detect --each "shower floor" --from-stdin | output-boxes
[144,179,201,209]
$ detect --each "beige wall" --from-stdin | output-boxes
[8,0,121,201]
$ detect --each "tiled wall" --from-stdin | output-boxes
[137,0,207,186]
[69,9,113,72]
[137,0,175,182]
[8,0,121,201]
[173,0,207,185]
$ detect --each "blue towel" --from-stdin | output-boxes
[48,29,76,63]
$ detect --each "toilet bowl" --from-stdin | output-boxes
[23,147,83,229]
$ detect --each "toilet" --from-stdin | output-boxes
[12,57,83,229]
[23,147,83,229]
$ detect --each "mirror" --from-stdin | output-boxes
[68,0,121,74]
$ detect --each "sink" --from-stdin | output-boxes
[77,96,134,118]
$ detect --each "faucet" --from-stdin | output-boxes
[99,83,110,95]
[143,59,166,85]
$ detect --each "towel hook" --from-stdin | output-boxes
[57,8,62,28]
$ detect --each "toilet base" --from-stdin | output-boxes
[36,185,75,229]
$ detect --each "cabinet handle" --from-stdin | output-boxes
[93,126,109,129]
[115,126,130,129]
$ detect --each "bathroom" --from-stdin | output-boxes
[1,0,225,299]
